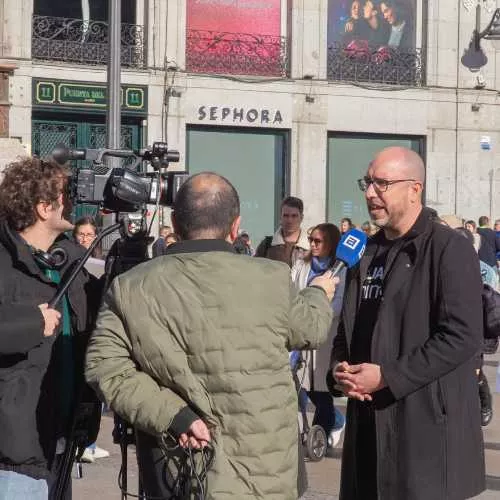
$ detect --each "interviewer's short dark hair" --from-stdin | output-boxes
[173,172,240,240]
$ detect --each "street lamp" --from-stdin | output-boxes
[462,5,500,72]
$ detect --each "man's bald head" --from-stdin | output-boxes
[372,146,425,184]
[173,172,240,240]
[365,147,425,239]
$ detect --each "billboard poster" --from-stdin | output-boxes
[186,0,284,77]
[327,0,416,51]
[187,0,281,36]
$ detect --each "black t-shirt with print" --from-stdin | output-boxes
[349,234,395,500]
[350,236,394,364]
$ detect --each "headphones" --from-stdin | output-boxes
[30,245,68,270]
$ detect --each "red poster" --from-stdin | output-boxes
[187,0,281,36]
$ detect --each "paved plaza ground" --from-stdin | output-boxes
[73,352,500,499]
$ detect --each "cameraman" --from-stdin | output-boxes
[85,172,337,499]
[0,158,94,499]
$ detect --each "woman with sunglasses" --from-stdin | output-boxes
[291,223,347,449]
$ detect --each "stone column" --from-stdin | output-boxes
[2,0,33,59]
[291,86,329,227]
[0,64,15,137]
[290,0,325,80]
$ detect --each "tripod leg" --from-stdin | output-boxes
[75,461,83,479]
[121,441,128,500]
[52,440,78,500]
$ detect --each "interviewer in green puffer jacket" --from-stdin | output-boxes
[85,172,336,499]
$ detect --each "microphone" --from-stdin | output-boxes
[52,143,86,164]
[330,228,368,277]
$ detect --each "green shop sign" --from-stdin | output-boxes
[33,79,147,115]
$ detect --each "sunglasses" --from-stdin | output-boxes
[308,237,324,245]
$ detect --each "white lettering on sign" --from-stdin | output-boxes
[343,235,360,250]
[198,106,283,125]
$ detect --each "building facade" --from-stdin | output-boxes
[0,0,499,242]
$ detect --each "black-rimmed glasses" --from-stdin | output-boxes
[357,176,417,192]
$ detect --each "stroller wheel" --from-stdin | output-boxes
[306,425,327,461]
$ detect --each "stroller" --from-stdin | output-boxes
[290,350,345,462]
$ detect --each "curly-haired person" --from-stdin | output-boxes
[0,158,92,499]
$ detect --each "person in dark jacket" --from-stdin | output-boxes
[0,157,94,499]
[331,147,485,500]
[151,225,171,257]
[477,215,500,269]
[455,227,495,426]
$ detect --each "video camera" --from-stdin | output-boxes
[52,142,188,213]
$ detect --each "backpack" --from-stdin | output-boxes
[482,283,500,354]
[255,235,273,258]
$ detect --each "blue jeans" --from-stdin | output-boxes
[0,470,48,500]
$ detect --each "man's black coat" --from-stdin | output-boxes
[332,208,485,500]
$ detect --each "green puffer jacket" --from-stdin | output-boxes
[85,240,333,499]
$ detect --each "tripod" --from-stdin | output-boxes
[104,222,153,500]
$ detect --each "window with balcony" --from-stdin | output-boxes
[32,0,145,68]
[185,0,289,77]
[327,0,425,86]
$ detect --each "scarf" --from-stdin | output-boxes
[307,256,332,285]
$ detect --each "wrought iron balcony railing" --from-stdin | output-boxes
[327,41,425,87]
[32,15,145,68]
[186,30,289,77]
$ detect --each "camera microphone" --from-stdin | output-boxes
[52,144,86,164]
[330,228,368,277]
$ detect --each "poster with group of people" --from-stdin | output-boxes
[328,0,416,58]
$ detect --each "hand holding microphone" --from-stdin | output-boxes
[310,272,339,301]
[309,228,367,301]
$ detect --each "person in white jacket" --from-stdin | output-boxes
[291,223,346,447]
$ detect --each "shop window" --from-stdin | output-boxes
[187,126,289,246]
[327,133,424,227]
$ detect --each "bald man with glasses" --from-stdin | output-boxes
[330,147,485,500]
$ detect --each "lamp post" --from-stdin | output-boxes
[106,0,121,167]
[461,5,500,71]
[474,5,500,48]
